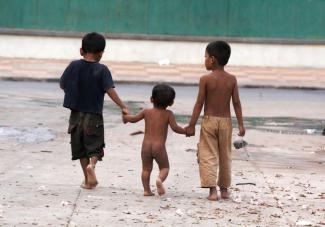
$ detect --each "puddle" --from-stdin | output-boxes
[175,115,325,136]
[0,126,56,143]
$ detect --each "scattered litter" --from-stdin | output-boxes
[175,208,184,216]
[236,182,256,186]
[160,205,170,209]
[275,174,283,178]
[296,219,312,226]
[158,58,170,66]
[61,201,71,207]
[87,195,103,199]
[233,137,248,149]
[232,194,242,203]
[301,204,309,209]
[185,148,197,153]
[130,130,144,136]
[306,129,316,134]
[37,185,46,191]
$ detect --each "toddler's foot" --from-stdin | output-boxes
[86,164,98,188]
[220,187,229,199]
[143,190,155,196]
[80,181,92,190]
[156,178,165,196]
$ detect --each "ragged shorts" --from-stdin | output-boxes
[68,110,105,161]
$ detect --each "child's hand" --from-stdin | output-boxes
[238,125,245,137]
[122,114,128,124]
[185,125,195,137]
[121,107,129,115]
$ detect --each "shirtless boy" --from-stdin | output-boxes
[186,41,245,200]
[123,84,186,196]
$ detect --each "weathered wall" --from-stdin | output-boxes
[0,0,324,40]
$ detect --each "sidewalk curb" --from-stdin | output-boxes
[1,77,325,91]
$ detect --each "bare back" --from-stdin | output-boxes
[143,108,170,144]
[203,71,237,118]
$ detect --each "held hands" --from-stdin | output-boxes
[121,107,129,115]
[185,125,195,137]
[121,107,129,124]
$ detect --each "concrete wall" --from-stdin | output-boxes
[1,35,324,68]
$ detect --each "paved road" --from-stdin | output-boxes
[0,81,324,226]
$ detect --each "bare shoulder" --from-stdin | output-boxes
[141,108,150,116]
[166,109,174,115]
[199,73,215,85]
[225,71,237,81]
[223,71,238,88]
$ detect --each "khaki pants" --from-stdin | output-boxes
[198,116,232,188]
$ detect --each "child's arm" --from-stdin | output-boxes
[168,111,186,134]
[123,109,145,124]
[187,77,207,136]
[232,78,245,136]
[60,63,73,90]
[106,88,128,114]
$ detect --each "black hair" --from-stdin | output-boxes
[81,32,106,54]
[206,41,231,66]
[152,84,175,108]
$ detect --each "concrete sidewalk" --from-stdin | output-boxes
[0,82,324,226]
[0,57,325,89]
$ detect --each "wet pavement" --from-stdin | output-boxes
[1,81,324,143]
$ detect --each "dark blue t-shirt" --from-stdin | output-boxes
[60,59,114,114]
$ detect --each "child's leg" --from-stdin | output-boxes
[80,158,92,189]
[198,118,219,200]
[217,118,232,199]
[153,145,170,196]
[141,156,154,196]
[86,156,98,187]
[141,144,154,196]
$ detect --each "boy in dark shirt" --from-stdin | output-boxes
[122,84,186,196]
[60,32,128,189]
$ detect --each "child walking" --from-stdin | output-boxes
[123,84,186,196]
[186,41,245,201]
[60,32,128,189]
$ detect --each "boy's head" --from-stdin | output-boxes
[80,32,106,61]
[205,41,231,67]
[151,84,175,108]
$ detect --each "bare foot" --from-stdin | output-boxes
[80,181,92,189]
[86,164,98,188]
[143,191,155,196]
[207,187,218,201]
[156,178,165,196]
[207,192,218,201]
[220,188,230,199]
